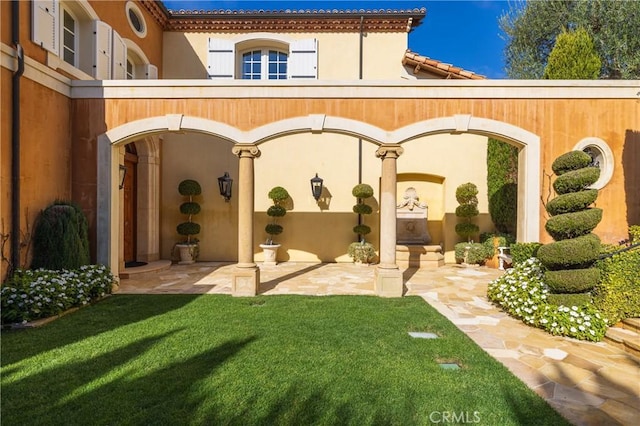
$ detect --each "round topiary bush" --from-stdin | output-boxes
[544,268,601,294]
[352,183,374,199]
[551,150,593,175]
[454,182,480,242]
[178,179,202,197]
[553,167,600,194]
[353,224,371,236]
[352,204,373,215]
[537,233,601,269]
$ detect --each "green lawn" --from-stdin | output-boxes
[1,295,569,425]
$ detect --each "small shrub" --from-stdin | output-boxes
[454,242,491,264]
[347,242,376,263]
[352,184,374,199]
[455,204,479,218]
[352,204,373,215]
[509,242,542,265]
[265,186,290,244]
[546,293,593,308]
[1,265,116,324]
[31,201,90,270]
[350,183,375,262]
[593,246,640,324]
[353,225,371,236]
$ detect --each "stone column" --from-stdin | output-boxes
[375,144,404,297]
[231,144,261,296]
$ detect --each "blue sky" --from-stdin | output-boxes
[162,1,511,78]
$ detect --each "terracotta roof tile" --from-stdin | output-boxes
[403,50,486,80]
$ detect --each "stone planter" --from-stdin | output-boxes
[176,243,198,264]
[260,243,281,266]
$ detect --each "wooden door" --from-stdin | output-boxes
[123,148,138,263]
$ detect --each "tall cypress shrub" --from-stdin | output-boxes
[537,151,602,306]
[31,201,90,270]
[487,138,518,234]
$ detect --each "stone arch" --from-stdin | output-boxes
[97,114,539,272]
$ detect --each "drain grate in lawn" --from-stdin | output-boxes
[1,294,570,426]
[408,331,439,339]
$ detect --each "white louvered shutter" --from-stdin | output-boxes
[111,30,126,79]
[145,64,158,79]
[32,0,59,55]
[288,38,317,79]
[207,38,235,79]
[92,20,112,79]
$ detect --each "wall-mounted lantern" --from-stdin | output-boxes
[119,165,127,190]
[310,173,323,201]
[218,172,233,202]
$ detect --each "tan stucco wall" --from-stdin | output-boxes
[162,31,409,80]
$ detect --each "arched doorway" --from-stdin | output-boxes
[123,143,138,265]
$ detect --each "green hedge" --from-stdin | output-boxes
[553,167,600,194]
[537,233,601,269]
[454,242,491,264]
[593,247,640,324]
[545,208,602,240]
[551,150,592,175]
[546,189,598,216]
[546,293,593,307]
[487,138,518,234]
[510,242,543,265]
[544,268,600,293]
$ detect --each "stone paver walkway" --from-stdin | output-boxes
[118,261,640,426]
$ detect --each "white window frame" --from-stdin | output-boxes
[573,137,614,189]
[240,48,288,80]
[61,6,78,67]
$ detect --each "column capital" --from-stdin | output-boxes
[232,144,261,158]
[375,144,404,159]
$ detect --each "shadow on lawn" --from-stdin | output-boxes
[1,294,200,365]
[1,334,257,425]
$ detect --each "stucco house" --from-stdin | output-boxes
[2,1,638,296]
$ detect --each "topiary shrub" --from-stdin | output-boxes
[454,182,479,242]
[545,208,603,240]
[509,242,543,266]
[593,244,640,324]
[31,201,90,270]
[349,183,376,263]
[177,179,202,244]
[539,150,602,304]
[265,186,290,244]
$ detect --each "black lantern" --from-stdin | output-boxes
[119,165,127,190]
[218,172,233,202]
[310,173,323,201]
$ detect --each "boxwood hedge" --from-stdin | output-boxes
[537,233,601,269]
[545,208,602,240]
[544,268,601,294]
[551,150,592,175]
[553,167,600,195]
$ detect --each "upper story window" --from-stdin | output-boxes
[125,1,147,38]
[208,37,317,80]
[61,8,77,66]
[241,49,288,80]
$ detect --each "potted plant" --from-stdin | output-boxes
[348,183,377,264]
[175,179,201,264]
[260,186,290,265]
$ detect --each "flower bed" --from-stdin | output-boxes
[1,265,116,325]
[487,258,608,341]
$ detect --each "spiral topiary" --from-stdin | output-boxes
[538,150,602,305]
[177,179,201,244]
[265,186,289,244]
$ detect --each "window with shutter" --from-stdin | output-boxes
[207,38,235,79]
[92,20,112,80]
[288,38,318,79]
[112,30,127,79]
[32,0,59,55]
[61,8,77,66]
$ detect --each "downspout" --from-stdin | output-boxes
[11,0,25,274]
[357,16,363,238]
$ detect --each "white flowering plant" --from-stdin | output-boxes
[487,258,608,341]
[1,265,116,325]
